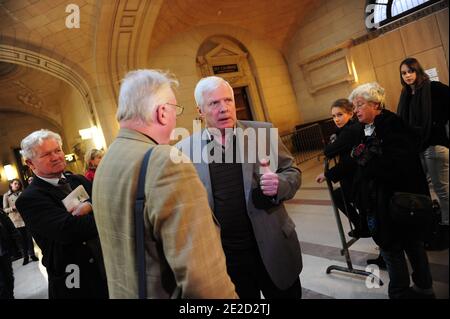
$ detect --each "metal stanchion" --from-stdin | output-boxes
[324,158,383,286]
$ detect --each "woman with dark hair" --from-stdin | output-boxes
[3,179,38,265]
[397,57,449,239]
[316,98,370,238]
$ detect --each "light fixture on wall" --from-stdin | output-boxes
[78,126,105,150]
[351,61,359,84]
[4,164,18,181]
[79,127,93,140]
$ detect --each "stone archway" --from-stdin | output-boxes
[0,44,105,148]
[197,36,267,122]
[0,105,62,132]
[147,23,302,134]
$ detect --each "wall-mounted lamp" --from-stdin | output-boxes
[78,126,105,150]
[351,61,359,84]
[4,164,18,181]
[79,127,93,140]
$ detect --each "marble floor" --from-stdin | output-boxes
[291,158,449,299]
[11,158,449,299]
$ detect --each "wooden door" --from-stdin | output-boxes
[233,87,253,121]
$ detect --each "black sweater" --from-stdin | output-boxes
[324,120,362,198]
[400,81,449,148]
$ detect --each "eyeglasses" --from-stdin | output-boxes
[165,103,184,116]
[353,102,368,110]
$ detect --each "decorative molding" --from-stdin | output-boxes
[198,43,248,79]
[298,40,355,94]
[0,45,97,127]
[107,0,153,99]
[0,61,18,77]
[13,80,44,109]
[196,38,266,122]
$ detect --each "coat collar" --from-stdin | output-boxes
[116,128,158,146]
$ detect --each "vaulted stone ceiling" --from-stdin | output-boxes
[0,0,319,139]
[1,0,317,74]
[149,0,317,52]
[0,0,98,73]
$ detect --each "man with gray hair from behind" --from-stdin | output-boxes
[92,69,237,298]
[15,129,108,299]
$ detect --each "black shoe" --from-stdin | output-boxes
[11,255,22,262]
[22,257,29,266]
[401,287,436,299]
[30,255,39,262]
[367,255,386,269]
[348,229,371,238]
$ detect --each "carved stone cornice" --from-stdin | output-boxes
[107,0,155,99]
[13,80,44,110]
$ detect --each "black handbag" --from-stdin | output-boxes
[389,192,433,227]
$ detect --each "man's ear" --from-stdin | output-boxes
[25,159,35,171]
[197,106,204,121]
[155,104,169,125]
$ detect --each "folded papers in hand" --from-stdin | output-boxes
[62,185,90,212]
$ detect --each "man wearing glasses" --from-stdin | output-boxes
[92,70,237,299]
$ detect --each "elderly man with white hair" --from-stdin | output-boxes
[177,76,303,299]
[349,82,434,299]
[15,129,108,299]
[92,69,237,299]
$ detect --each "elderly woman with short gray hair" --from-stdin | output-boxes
[349,82,434,299]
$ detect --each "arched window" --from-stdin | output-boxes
[366,0,441,29]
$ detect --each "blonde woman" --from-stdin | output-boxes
[84,148,104,182]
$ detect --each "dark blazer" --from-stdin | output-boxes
[428,81,449,147]
[324,119,362,198]
[398,81,449,149]
[177,120,303,290]
[15,174,108,299]
[0,209,22,257]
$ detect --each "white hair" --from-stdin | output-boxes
[116,69,179,123]
[20,129,63,160]
[348,82,386,109]
[194,76,233,111]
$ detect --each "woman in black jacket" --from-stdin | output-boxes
[316,99,369,238]
[397,57,449,230]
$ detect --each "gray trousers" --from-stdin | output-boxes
[421,145,449,225]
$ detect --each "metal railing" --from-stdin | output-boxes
[281,119,336,164]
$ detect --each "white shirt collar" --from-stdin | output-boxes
[364,122,375,136]
[35,173,66,187]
